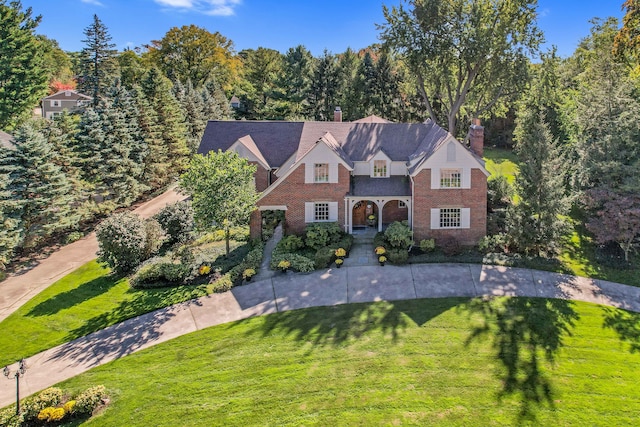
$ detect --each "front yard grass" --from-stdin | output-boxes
[0,238,250,367]
[49,297,640,426]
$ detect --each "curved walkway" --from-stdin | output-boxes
[0,188,187,322]
[1,262,638,408]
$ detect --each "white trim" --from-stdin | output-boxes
[258,205,288,211]
[430,207,471,229]
[411,136,490,178]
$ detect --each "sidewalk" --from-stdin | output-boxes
[0,188,187,322]
[1,262,638,408]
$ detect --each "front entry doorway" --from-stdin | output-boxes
[352,200,377,228]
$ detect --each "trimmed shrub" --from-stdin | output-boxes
[314,247,335,269]
[270,252,315,272]
[212,273,234,293]
[478,233,509,254]
[305,222,343,250]
[373,231,387,248]
[96,212,147,274]
[419,238,436,253]
[65,231,84,244]
[439,236,462,256]
[387,248,409,264]
[130,257,190,288]
[334,235,354,253]
[384,221,413,249]
[488,175,514,211]
[74,385,107,416]
[154,200,195,244]
[143,218,167,259]
[277,235,305,252]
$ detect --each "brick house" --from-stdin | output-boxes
[198,111,489,245]
[41,90,92,119]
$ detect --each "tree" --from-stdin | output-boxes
[614,0,640,61]
[0,1,48,130]
[145,25,240,90]
[38,35,75,93]
[0,121,78,248]
[141,67,190,176]
[78,14,118,105]
[280,45,314,119]
[309,50,339,121]
[0,168,22,268]
[380,0,542,134]
[179,151,259,256]
[240,47,285,119]
[507,119,570,256]
[585,189,640,262]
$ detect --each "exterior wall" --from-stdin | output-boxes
[250,162,270,192]
[250,210,262,240]
[42,99,87,118]
[256,164,350,235]
[382,200,408,224]
[413,168,487,245]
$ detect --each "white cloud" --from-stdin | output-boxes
[81,0,104,6]
[154,0,241,16]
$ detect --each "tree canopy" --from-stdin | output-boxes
[179,151,258,255]
[380,0,542,134]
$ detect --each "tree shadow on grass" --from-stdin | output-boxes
[462,297,579,424]
[602,307,640,353]
[26,274,125,317]
[47,286,205,366]
[236,298,468,355]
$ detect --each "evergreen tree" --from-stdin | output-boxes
[0,1,48,130]
[507,118,570,257]
[309,50,339,121]
[77,95,146,211]
[0,121,78,248]
[0,164,23,268]
[335,48,361,121]
[375,52,403,121]
[78,14,118,105]
[173,79,206,151]
[280,45,314,119]
[141,68,190,177]
[202,79,231,121]
[354,51,378,118]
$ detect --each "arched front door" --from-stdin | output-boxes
[352,200,378,228]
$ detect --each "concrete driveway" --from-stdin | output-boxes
[0,188,187,322]
[1,262,638,408]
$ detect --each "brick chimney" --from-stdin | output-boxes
[469,118,484,157]
[334,106,342,122]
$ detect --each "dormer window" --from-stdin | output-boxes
[373,160,388,177]
[314,163,329,182]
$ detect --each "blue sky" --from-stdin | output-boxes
[25,0,625,57]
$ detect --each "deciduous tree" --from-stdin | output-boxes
[380,0,542,134]
[179,151,259,256]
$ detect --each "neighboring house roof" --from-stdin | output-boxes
[0,130,15,150]
[43,90,92,101]
[230,96,240,104]
[352,176,411,197]
[199,119,458,169]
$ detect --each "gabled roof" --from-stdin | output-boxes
[199,120,454,168]
[0,130,15,150]
[233,135,270,169]
[353,115,393,123]
[43,90,92,101]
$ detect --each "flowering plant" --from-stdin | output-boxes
[368,214,376,220]
[378,255,387,263]
[335,248,346,257]
[278,260,291,270]
[375,246,386,255]
[335,258,344,265]
[242,268,256,279]
[198,265,211,276]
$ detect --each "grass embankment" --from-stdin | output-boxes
[49,298,640,426]
[0,236,249,367]
[483,147,639,287]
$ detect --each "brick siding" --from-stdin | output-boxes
[413,168,487,246]
[381,200,409,224]
[255,164,350,236]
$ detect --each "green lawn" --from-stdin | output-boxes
[0,260,212,367]
[45,298,640,426]
[484,147,519,184]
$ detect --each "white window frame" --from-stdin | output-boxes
[314,163,329,183]
[373,160,388,178]
[398,200,407,209]
[305,202,338,223]
[440,169,462,188]
[430,208,470,229]
[50,100,61,107]
[439,208,461,228]
[314,202,329,221]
